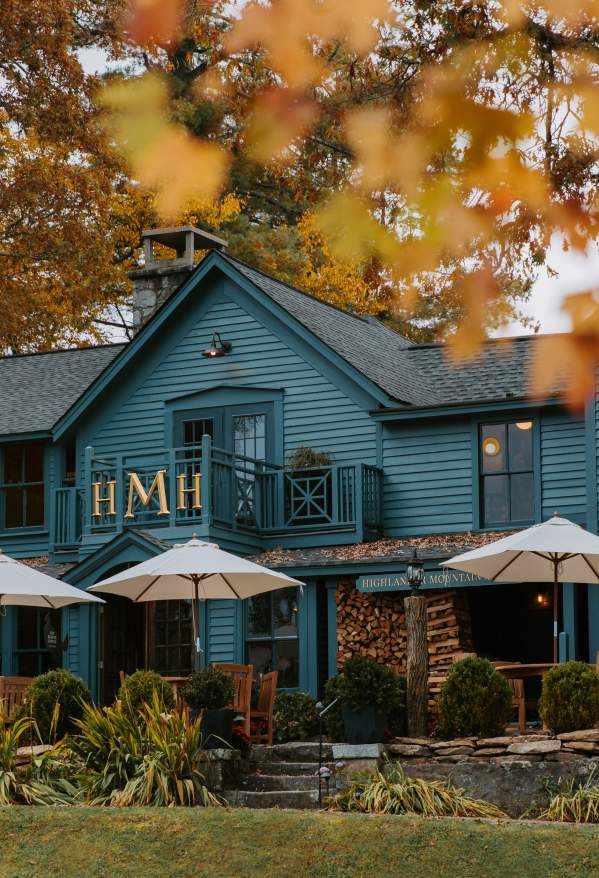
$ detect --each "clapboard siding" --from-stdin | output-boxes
[63,606,80,676]
[205,601,238,664]
[541,412,586,521]
[87,289,377,466]
[382,422,473,536]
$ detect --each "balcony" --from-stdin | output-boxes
[51,436,383,551]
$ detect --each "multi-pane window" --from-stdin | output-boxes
[150,600,193,677]
[182,418,214,449]
[246,587,299,688]
[233,414,266,521]
[1,443,45,529]
[15,608,61,676]
[480,421,534,527]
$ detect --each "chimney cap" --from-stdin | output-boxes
[143,225,227,253]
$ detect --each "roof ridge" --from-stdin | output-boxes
[408,331,567,352]
[0,342,126,363]
[223,252,389,329]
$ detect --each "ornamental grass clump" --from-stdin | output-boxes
[273,691,319,743]
[0,714,78,805]
[540,769,599,823]
[72,692,221,807]
[117,669,176,715]
[539,661,599,734]
[437,656,512,739]
[332,760,505,818]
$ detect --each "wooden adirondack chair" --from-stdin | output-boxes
[249,671,278,746]
[213,663,253,735]
[0,676,33,723]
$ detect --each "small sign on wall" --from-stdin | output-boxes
[356,570,489,593]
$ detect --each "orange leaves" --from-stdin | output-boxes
[226,0,390,89]
[125,0,187,47]
[531,292,599,409]
[102,74,227,219]
[245,88,316,163]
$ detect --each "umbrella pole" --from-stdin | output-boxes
[553,560,559,664]
[191,575,201,672]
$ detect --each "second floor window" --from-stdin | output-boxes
[1,442,45,529]
[480,421,533,527]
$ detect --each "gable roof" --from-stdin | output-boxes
[223,254,441,406]
[0,344,124,436]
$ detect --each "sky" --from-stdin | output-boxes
[79,48,598,339]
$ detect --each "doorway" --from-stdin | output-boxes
[99,593,146,705]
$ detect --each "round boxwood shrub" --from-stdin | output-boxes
[273,691,319,743]
[323,657,406,741]
[539,661,599,734]
[181,667,235,711]
[16,669,92,743]
[117,669,176,713]
[438,657,513,739]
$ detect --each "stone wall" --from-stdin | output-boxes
[388,730,599,816]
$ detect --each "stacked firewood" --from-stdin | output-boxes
[335,578,473,712]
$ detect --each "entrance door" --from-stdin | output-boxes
[99,595,146,704]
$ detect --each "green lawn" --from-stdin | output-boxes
[2,809,599,878]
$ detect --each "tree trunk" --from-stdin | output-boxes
[405,594,428,737]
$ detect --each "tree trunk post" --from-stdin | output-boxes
[405,593,428,737]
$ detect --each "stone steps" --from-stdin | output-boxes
[224,789,320,809]
[250,742,333,763]
[236,773,321,792]
[248,760,334,776]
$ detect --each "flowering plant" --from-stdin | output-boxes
[231,724,251,757]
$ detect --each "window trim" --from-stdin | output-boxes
[244,588,300,691]
[0,442,47,533]
[472,414,540,531]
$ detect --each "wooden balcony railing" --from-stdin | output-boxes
[51,436,383,549]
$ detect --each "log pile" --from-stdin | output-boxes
[335,577,473,712]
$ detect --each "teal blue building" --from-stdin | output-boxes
[0,226,593,701]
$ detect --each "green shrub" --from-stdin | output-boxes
[323,659,406,741]
[273,691,319,743]
[118,670,175,714]
[15,670,92,743]
[181,667,235,711]
[437,657,513,739]
[539,661,599,734]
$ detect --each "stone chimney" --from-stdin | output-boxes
[129,226,227,331]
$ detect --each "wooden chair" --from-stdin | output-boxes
[491,662,526,734]
[213,663,253,735]
[0,676,34,723]
[249,671,278,746]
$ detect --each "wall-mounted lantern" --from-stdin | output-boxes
[202,332,233,358]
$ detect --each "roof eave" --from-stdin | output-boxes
[370,395,565,421]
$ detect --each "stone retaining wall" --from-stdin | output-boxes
[387,730,599,816]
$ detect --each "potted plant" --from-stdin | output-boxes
[336,656,404,745]
[181,667,236,749]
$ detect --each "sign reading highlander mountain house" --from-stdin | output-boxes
[356,570,488,593]
[92,469,202,519]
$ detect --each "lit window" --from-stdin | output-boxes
[480,422,533,526]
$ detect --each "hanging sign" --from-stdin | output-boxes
[356,570,489,593]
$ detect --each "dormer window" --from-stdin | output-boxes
[480,421,533,527]
[0,442,45,529]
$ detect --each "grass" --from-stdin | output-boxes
[3,809,599,878]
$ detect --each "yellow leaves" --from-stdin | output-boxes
[315,192,399,264]
[102,74,227,220]
[245,88,316,164]
[226,0,390,89]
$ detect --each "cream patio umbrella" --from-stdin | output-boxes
[0,550,104,608]
[442,513,599,662]
[89,536,304,665]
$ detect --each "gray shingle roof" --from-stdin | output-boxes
[0,344,124,435]
[405,335,563,406]
[223,254,441,405]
